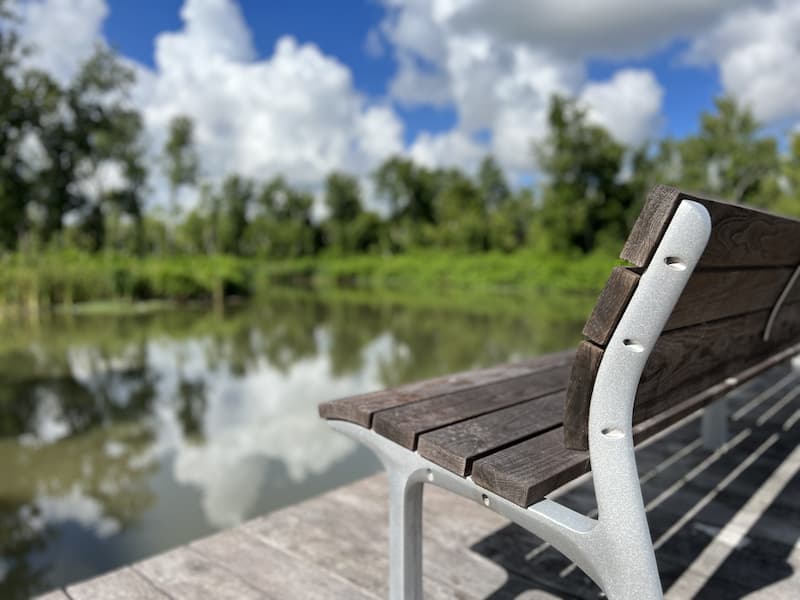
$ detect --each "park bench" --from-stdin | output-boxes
[319,185,800,599]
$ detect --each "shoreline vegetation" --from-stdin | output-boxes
[0,250,617,319]
[1,15,798,326]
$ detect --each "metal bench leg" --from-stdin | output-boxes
[388,470,423,600]
[701,398,728,450]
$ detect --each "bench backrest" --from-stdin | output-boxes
[564,185,800,450]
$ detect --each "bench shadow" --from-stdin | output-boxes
[468,395,800,599]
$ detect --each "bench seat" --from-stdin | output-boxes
[319,350,590,507]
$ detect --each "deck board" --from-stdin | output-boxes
[36,363,800,599]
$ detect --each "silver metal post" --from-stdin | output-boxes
[702,398,729,450]
[388,471,423,600]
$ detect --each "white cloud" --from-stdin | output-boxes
[409,129,485,172]
[686,0,800,125]
[449,0,754,59]
[580,69,664,146]
[133,0,404,199]
[17,0,107,84]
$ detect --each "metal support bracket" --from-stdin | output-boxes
[764,264,800,341]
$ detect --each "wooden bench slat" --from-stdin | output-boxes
[584,265,798,347]
[372,362,572,449]
[567,301,800,449]
[622,185,800,269]
[581,266,640,345]
[318,349,574,427]
[417,391,565,476]
[471,428,590,507]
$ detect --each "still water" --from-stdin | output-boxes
[0,287,591,598]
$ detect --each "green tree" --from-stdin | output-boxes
[659,97,778,207]
[477,156,510,210]
[534,96,637,253]
[163,115,199,214]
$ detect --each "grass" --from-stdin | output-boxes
[0,249,619,315]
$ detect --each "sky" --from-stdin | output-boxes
[10,0,800,208]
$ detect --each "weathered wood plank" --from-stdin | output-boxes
[621,184,682,267]
[319,349,574,426]
[373,364,571,449]
[621,185,800,269]
[417,391,565,476]
[191,528,378,600]
[66,567,170,600]
[666,266,795,331]
[134,547,266,599]
[567,303,800,449]
[635,303,800,423]
[471,428,590,507]
[582,266,640,345]
[563,341,603,449]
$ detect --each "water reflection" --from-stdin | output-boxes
[0,287,591,598]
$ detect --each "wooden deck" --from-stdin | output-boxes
[37,362,800,599]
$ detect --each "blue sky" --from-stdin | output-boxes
[14,0,800,204]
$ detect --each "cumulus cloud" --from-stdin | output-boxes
[16,0,108,84]
[580,69,664,146]
[449,0,754,59]
[133,0,404,199]
[686,0,800,125]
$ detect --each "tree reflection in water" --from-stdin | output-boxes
[0,287,589,598]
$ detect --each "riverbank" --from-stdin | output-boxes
[0,250,617,315]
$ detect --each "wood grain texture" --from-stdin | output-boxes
[191,528,377,600]
[134,547,265,599]
[319,349,574,426]
[582,266,640,345]
[567,302,800,449]
[372,363,571,449]
[634,302,800,423]
[666,267,795,331]
[621,184,682,267]
[66,567,170,600]
[417,391,565,476]
[470,427,590,507]
[563,341,603,449]
[621,185,800,269]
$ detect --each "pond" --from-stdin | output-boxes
[0,287,592,598]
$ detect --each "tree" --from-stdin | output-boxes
[216,175,253,255]
[658,97,778,207]
[534,96,637,253]
[477,156,510,210]
[163,115,199,215]
[323,173,371,253]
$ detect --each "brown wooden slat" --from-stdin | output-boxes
[471,428,590,507]
[563,341,603,449]
[621,184,682,267]
[666,267,795,331]
[621,185,800,269]
[567,301,800,449]
[635,302,800,422]
[582,266,640,345]
[632,340,800,446]
[417,391,565,476]
[372,363,571,449]
[318,349,575,426]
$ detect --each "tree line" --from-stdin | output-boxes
[1,5,799,265]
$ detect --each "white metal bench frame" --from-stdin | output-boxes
[328,200,713,599]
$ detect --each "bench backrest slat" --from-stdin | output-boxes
[564,185,800,450]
